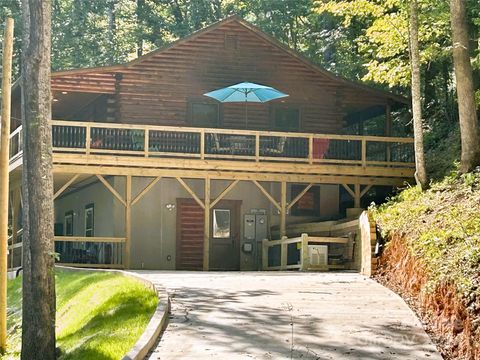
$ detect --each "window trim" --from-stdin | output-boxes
[84,203,94,237]
[64,211,74,236]
[270,104,302,132]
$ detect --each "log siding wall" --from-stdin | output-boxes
[50,19,399,134]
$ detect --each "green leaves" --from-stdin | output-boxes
[314,0,456,88]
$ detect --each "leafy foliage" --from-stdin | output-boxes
[372,169,480,299]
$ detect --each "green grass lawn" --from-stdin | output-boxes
[3,268,158,360]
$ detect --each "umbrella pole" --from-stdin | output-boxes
[245,100,248,129]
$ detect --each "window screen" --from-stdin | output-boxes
[190,102,219,128]
[273,107,300,131]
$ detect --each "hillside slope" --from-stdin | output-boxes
[372,170,480,359]
[4,268,158,360]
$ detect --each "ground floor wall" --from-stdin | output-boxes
[54,176,341,270]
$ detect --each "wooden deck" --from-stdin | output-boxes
[9,120,415,185]
[8,121,414,271]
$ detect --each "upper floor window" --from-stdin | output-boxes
[189,102,219,128]
[272,106,300,131]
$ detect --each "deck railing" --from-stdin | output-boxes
[262,233,354,271]
[7,234,126,271]
[47,120,415,167]
[8,121,415,167]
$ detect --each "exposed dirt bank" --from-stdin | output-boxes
[376,235,480,360]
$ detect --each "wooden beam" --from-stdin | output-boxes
[203,176,210,271]
[342,184,355,198]
[176,177,205,209]
[96,174,126,207]
[53,174,80,200]
[54,236,126,243]
[280,181,287,238]
[287,183,313,211]
[360,184,373,198]
[53,153,415,179]
[131,176,161,206]
[252,180,281,211]
[125,175,132,269]
[54,164,413,187]
[211,180,239,208]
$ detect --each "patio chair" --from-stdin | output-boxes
[263,137,287,156]
[210,133,232,154]
[131,130,145,151]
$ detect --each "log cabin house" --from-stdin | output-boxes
[7,16,414,272]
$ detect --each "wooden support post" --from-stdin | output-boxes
[0,17,13,351]
[280,181,287,238]
[144,129,149,158]
[385,104,392,162]
[200,129,205,160]
[255,133,260,162]
[308,135,313,164]
[354,184,361,208]
[125,175,132,269]
[281,242,288,269]
[203,176,210,271]
[262,239,268,270]
[361,139,367,167]
[85,123,91,155]
[300,233,309,271]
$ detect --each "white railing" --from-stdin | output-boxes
[262,233,352,271]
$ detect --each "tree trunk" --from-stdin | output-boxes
[409,0,429,190]
[136,0,145,57]
[450,0,480,173]
[108,0,117,64]
[20,1,56,359]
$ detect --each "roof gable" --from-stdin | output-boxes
[50,16,407,105]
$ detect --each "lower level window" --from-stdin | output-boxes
[85,204,94,237]
[64,211,73,236]
[213,209,230,238]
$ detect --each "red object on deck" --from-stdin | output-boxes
[312,138,330,159]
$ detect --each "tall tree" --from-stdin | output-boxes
[450,0,480,173]
[20,0,56,359]
[409,0,428,189]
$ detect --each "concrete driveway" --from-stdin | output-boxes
[133,271,442,360]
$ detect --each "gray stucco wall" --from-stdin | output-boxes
[54,176,340,270]
[54,178,116,237]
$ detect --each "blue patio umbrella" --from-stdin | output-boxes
[204,82,289,127]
